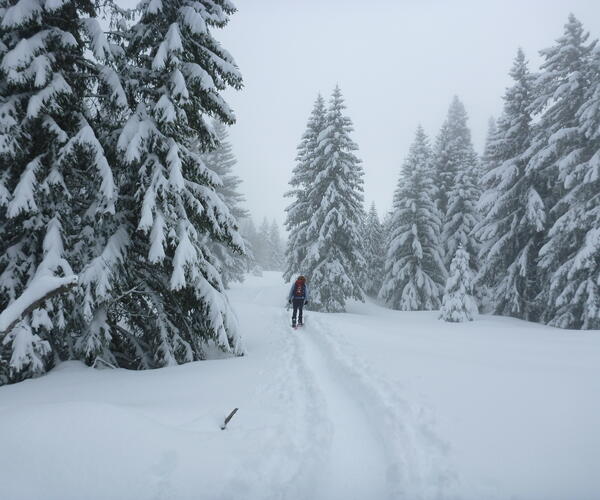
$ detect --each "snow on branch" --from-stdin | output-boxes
[0,275,78,335]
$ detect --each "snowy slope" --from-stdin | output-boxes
[0,272,599,500]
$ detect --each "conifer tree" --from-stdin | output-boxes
[434,97,480,268]
[443,154,480,271]
[200,120,249,287]
[0,0,117,382]
[363,202,385,297]
[284,94,326,281]
[267,220,285,271]
[254,217,271,270]
[481,117,499,177]
[432,97,476,218]
[440,246,478,322]
[106,0,245,366]
[239,217,260,274]
[379,127,446,310]
[478,116,500,241]
[535,16,600,328]
[301,86,365,312]
[476,48,543,321]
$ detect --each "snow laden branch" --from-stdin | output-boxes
[0,275,79,335]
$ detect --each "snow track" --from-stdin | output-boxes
[243,308,453,500]
[306,316,453,499]
[218,308,331,500]
[207,277,451,499]
[298,322,390,499]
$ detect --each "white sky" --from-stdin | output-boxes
[117,0,600,229]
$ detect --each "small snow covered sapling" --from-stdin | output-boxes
[440,246,478,322]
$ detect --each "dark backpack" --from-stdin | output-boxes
[293,281,305,298]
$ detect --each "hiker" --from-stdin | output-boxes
[288,275,309,327]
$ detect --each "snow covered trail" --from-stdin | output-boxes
[2,272,597,499]
[216,308,331,500]
[301,316,452,499]
[224,275,434,500]
[296,323,390,499]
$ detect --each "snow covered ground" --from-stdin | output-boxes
[1,272,599,500]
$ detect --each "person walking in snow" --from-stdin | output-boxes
[288,275,309,327]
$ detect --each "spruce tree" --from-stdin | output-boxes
[379,127,446,310]
[200,120,249,288]
[476,48,543,321]
[432,97,476,219]
[239,217,259,274]
[301,86,365,312]
[434,96,480,268]
[536,16,600,328]
[363,202,385,297]
[267,220,285,271]
[443,152,480,271]
[0,0,117,382]
[481,117,499,176]
[440,245,478,322]
[284,94,326,281]
[254,217,270,270]
[106,0,245,366]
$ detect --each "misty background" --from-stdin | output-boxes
[208,0,600,228]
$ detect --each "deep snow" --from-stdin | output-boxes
[0,272,599,499]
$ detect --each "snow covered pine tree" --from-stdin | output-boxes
[552,29,600,329]
[103,0,245,367]
[481,117,498,178]
[476,48,543,321]
[267,220,285,271]
[379,126,446,310]
[0,0,117,383]
[200,120,250,288]
[440,245,478,322]
[284,94,327,281]
[362,202,385,297]
[433,96,480,269]
[532,16,600,329]
[239,217,261,275]
[299,86,366,312]
[253,217,271,270]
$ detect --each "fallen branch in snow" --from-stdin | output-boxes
[92,357,118,370]
[220,408,239,430]
[0,275,79,336]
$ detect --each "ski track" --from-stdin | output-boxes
[298,321,390,500]
[219,307,331,500]
[308,315,455,499]
[222,284,454,500]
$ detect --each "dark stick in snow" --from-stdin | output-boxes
[220,408,239,430]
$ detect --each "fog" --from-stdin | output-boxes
[212,0,600,229]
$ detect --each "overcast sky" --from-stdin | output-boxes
[211,0,600,230]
